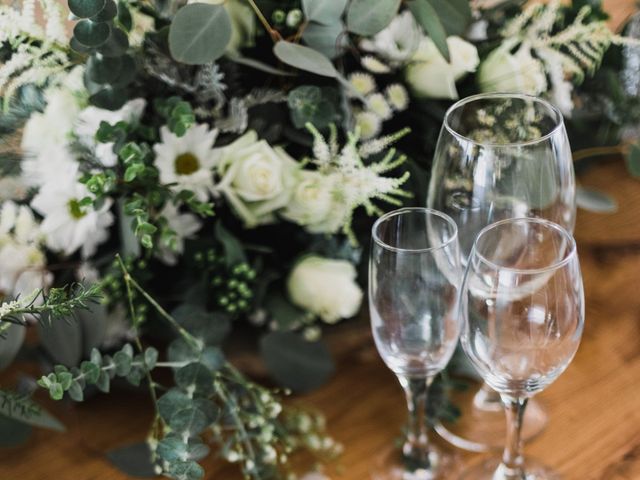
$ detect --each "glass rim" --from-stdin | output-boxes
[443,93,565,148]
[472,217,578,275]
[371,207,459,254]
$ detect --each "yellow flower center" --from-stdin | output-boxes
[174,152,200,175]
[67,199,87,219]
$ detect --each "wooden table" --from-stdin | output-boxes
[1,161,639,480]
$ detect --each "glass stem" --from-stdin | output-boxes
[500,396,528,480]
[398,375,433,467]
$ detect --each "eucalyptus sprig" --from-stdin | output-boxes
[36,257,340,480]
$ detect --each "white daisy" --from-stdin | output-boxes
[153,124,220,201]
[30,166,114,258]
[156,202,202,265]
[354,111,382,140]
[361,55,391,74]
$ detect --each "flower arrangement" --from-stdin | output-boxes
[0,0,638,478]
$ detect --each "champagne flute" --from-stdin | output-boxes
[369,207,462,480]
[427,93,576,451]
[458,217,584,479]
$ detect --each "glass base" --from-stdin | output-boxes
[459,456,561,479]
[371,444,461,480]
[435,383,548,452]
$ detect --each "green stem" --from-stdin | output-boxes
[245,0,281,41]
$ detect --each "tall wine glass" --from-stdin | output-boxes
[459,217,584,479]
[427,93,576,451]
[369,208,462,480]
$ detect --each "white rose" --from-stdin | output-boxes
[217,131,298,227]
[360,10,421,65]
[287,256,363,324]
[281,171,335,228]
[405,36,479,100]
[478,44,547,95]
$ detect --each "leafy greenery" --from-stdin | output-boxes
[0,389,65,432]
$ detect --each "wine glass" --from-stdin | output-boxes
[458,217,584,479]
[427,93,576,451]
[369,207,462,480]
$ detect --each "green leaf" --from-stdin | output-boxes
[87,54,123,84]
[302,0,348,25]
[346,0,401,36]
[106,442,157,478]
[74,20,111,48]
[144,347,158,370]
[49,383,64,401]
[626,143,640,177]
[288,85,339,129]
[69,0,106,19]
[117,1,133,31]
[0,389,65,431]
[228,54,295,76]
[576,186,617,213]
[302,21,346,59]
[81,360,101,383]
[57,371,73,390]
[90,87,128,110]
[214,222,246,267]
[169,4,232,65]
[265,292,307,331]
[157,389,191,422]
[166,461,204,480]
[68,381,84,401]
[91,0,118,22]
[0,415,32,447]
[96,370,111,393]
[408,0,450,61]
[260,332,334,393]
[97,27,129,57]
[273,41,339,78]
[113,347,133,376]
[424,0,471,36]
[169,407,209,437]
[175,362,214,397]
[171,304,231,346]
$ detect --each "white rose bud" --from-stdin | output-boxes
[281,171,335,227]
[287,256,363,324]
[217,131,298,227]
[405,36,479,100]
[478,44,547,95]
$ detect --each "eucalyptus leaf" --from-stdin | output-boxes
[273,41,338,78]
[228,54,295,76]
[260,332,334,393]
[302,0,348,25]
[69,0,106,19]
[88,55,123,84]
[408,0,450,61]
[97,27,129,57]
[74,20,111,48]
[576,186,617,213]
[214,221,246,267]
[302,21,347,59]
[118,1,133,31]
[346,0,401,36]
[106,442,157,478]
[91,0,118,22]
[175,362,214,397]
[0,324,25,371]
[626,143,640,177]
[90,86,128,110]
[169,407,209,437]
[0,389,65,432]
[424,0,471,36]
[0,415,32,447]
[171,304,231,346]
[169,4,232,65]
[157,389,191,422]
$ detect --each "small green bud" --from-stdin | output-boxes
[272,9,286,24]
[286,8,303,28]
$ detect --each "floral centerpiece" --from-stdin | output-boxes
[0,0,638,478]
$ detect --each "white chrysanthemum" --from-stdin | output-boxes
[0,201,50,298]
[478,44,547,96]
[157,202,202,265]
[75,98,147,167]
[366,93,393,120]
[386,84,409,111]
[355,111,382,140]
[348,72,376,97]
[31,166,114,258]
[361,55,391,74]
[21,145,77,188]
[360,10,421,65]
[154,124,220,201]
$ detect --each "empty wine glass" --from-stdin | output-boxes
[369,207,462,480]
[459,218,584,480]
[427,93,576,451]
